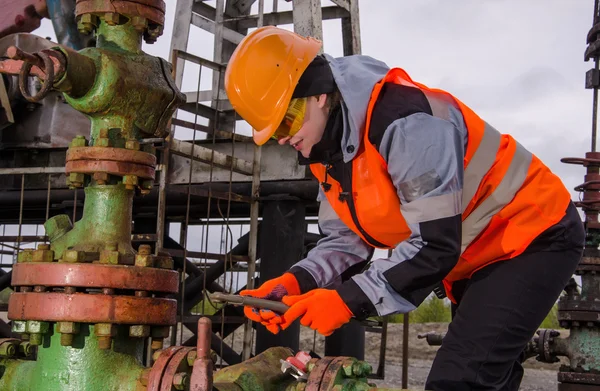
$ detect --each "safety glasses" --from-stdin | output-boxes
[271,98,307,140]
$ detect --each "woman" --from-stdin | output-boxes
[224,26,584,390]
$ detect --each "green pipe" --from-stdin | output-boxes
[0,324,145,390]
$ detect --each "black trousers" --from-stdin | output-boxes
[425,203,584,391]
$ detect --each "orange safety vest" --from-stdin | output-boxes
[310,68,571,302]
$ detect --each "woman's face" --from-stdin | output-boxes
[277,94,329,158]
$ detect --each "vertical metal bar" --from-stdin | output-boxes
[292,0,323,42]
[72,189,78,222]
[181,60,203,346]
[592,0,600,151]
[16,174,25,256]
[45,175,51,225]
[272,0,278,13]
[341,0,361,56]
[402,312,409,389]
[242,0,265,361]
[170,0,194,87]
[377,317,388,379]
[156,49,180,252]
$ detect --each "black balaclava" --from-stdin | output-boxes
[291,55,344,165]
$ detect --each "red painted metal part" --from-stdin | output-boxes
[190,317,213,391]
[147,346,184,391]
[8,292,176,324]
[11,263,178,293]
[67,147,156,167]
[160,347,194,391]
[65,160,155,180]
[75,0,165,25]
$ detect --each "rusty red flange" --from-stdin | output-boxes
[75,0,165,25]
[160,347,195,391]
[11,263,178,293]
[147,346,185,391]
[65,160,155,180]
[8,292,176,325]
[67,147,156,166]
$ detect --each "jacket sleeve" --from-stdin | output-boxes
[288,190,375,293]
[337,111,465,319]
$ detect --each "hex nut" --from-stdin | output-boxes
[123,175,138,190]
[11,321,27,333]
[93,172,109,185]
[57,321,80,334]
[26,321,49,334]
[0,342,16,357]
[125,140,140,151]
[62,250,85,263]
[138,244,152,255]
[17,249,34,263]
[104,12,120,25]
[95,137,111,148]
[186,350,197,366]
[154,256,174,269]
[37,244,50,250]
[70,136,87,148]
[152,349,163,362]
[68,172,85,187]
[44,215,73,242]
[129,325,150,338]
[135,253,154,267]
[172,372,188,390]
[95,323,117,337]
[100,249,120,265]
[32,248,54,263]
[130,16,147,32]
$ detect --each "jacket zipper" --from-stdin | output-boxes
[336,163,388,248]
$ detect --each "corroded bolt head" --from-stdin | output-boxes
[139,369,150,386]
[70,135,87,147]
[37,243,50,250]
[138,244,152,255]
[95,323,116,337]
[123,175,138,190]
[95,137,111,148]
[18,341,33,357]
[17,249,34,263]
[26,321,49,334]
[172,372,188,390]
[62,249,85,263]
[151,338,164,351]
[11,321,26,334]
[129,325,150,338]
[130,16,147,32]
[99,249,119,265]
[104,12,120,26]
[98,128,109,138]
[68,172,85,187]
[135,253,154,267]
[342,360,355,377]
[125,139,140,151]
[32,248,53,263]
[93,172,109,185]
[57,321,80,334]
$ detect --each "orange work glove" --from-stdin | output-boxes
[268,289,353,336]
[239,273,301,325]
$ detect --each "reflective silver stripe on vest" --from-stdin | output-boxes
[422,90,459,121]
[461,141,533,253]
[461,123,502,213]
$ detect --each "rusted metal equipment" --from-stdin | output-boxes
[0,0,189,389]
[554,1,600,390]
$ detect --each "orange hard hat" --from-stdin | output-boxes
[224,26,322,145]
